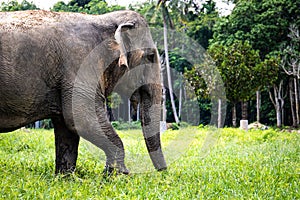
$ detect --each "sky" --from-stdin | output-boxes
[0,0,234,15]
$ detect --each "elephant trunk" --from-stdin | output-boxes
[140,84,167,171]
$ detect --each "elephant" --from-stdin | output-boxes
[0,10,167,175]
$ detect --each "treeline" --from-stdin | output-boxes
[1,0,299,127]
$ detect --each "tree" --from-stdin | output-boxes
[209,40,262,127]
[106,92,123,121]
[130,1,163,28]
[261,54,284,127]
[0,0,39,11]
[158,0,180,124]
[211,0,300,127]
[186,0,218,49]
[212,0,300,59]
[281,24,300,127]
[69,0,92,7]
[51,1,85,12]
[52,0,124,14]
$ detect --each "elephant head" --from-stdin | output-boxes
[105,20,167,171]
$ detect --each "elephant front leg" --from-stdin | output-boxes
[95,112,130,175]
[52,117,80,174]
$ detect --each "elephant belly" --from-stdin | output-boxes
[0,88,62,132]
[0,115,34,132]
[0,104,59,132]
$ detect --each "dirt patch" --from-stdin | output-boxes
[0,10,62,32]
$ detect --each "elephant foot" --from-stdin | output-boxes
[102,165,130,177]
[55,162,77,174]
[54,133,80,174]
[157,167,167,172]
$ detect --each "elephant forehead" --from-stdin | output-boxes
[126,29,154,49]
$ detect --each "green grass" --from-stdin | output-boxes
[0,127,299,199]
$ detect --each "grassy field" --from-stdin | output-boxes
[0,127,299,199]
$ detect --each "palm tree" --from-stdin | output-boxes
[158,0,180,123]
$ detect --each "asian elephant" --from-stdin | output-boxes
[0,10,167,175]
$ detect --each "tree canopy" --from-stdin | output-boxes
[52,0,125,14]
[211,0,300,59]
[0,0,39,11]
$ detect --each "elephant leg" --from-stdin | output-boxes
[67,86,129,175]
[95,108,129,175]
[52,117,80,174]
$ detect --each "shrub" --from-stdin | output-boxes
[178,121,190,128]
[171,122,179,130]
[111,121,141,130]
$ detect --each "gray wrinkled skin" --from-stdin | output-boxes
[0,10,166,175]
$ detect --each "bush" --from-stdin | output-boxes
[198,124,205,129]
[111,121,141,130]
[40,119,53,129]
[178,121,190,128]
[171,123,179,130]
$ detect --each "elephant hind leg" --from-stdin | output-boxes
[52,116,80,174]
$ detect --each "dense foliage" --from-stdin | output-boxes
[51,0,125,14]
[0,0,38,11]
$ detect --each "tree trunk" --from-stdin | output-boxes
[280,85,285,126]
[269,81,285,127]
[289,79,297,127]
[256,90,260,123]
[118,105,120,120]
[105,97,114,122]
[137,103,140,121]
[294,77,299,126]
[298,78,300,124]
[163,11,180,124]
[128,98,131,122]
[179,81,182,119]
[160,64,167,122]
[241,101,248,120]
[275,95,282,128]
[232,103,237,127]
[218,99,222,128]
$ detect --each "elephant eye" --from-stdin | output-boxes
[146,53,155,63]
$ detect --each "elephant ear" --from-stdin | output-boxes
[114,22,135,68]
